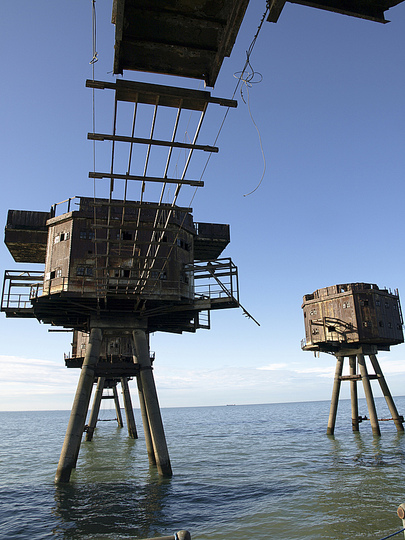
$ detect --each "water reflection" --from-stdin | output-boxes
[53,477,173,539]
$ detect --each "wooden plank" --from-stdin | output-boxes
[87,132,219,153]
[89,171,204,187]
[86,79,237,110]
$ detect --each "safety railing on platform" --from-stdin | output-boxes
[1,271,44,313]
[185,258,239,304]
[2,259,238,310]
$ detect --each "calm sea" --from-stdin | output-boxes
[1,398,405,540]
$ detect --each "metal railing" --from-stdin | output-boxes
[185,258,239,304]
[1,271,44,312]
[2,258,239,316]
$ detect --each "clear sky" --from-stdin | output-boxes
[1,1,405,411]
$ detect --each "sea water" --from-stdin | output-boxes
[1,398,405,539]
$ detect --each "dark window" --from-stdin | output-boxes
[122,231,132,240]
[50,270,56,279]
[388,322,392,329]
[379,321,384,327]
[385,302,390,309]
[327,326,336,332]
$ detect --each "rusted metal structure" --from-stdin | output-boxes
[3,0,405,483]
[2,0,256,482]
[112,0,250,86]
[111,0,405,89]
[302,283,404,435]
[2,195,243,481]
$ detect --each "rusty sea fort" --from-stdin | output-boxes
[1,398,405,540]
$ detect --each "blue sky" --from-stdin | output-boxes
[1,1,405,411]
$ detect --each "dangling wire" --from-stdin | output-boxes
[233,5,268,197]
[233,61,266,197]
[197,1,270,193]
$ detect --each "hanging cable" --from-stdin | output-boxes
[197,1,270,192]
[237,79,266,197]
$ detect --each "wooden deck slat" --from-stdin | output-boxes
[87,132,218,153]
[89,172,204,187]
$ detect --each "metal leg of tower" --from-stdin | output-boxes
[85,376,105,442]
[132,329,172,477]
[113,383,124,428]
[349,355,359,432]
[357,353,381,436]
[135,368,156,465]
[55,327,103,483]
[369,354,404,432]
[121,377,138,439]
[327,355,344,435]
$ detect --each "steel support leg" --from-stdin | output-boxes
[327,355,344,435]
[132,329,172,477]
[136,369,156,465]
[349,355,359,432]
[85,376,105,441]
[113,383,124,428]
[55,327,102,483]
[121,377,138,439]
[369,354,404,432]
[357,353,381,436]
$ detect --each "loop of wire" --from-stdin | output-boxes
[197,1,270,197]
